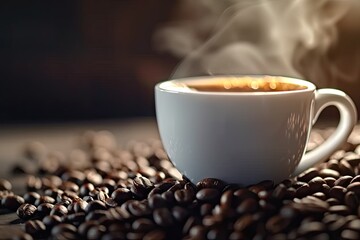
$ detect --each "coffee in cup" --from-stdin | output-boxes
[155,75,357,185]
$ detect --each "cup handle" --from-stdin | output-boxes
[293,89,357,176]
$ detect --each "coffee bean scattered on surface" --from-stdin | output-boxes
[2,128,360,239]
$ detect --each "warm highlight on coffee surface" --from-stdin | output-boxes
[187,77,307,92]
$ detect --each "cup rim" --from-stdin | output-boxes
[156,75,316,96]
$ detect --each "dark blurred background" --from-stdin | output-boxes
[0,0,178,123]
[1,0,359,124]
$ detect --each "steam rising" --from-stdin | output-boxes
[154,0,357,86]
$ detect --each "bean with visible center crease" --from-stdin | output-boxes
[17,203,37,220]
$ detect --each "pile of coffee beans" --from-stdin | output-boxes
[2,128,360,240]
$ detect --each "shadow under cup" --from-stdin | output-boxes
[155,75,356,185]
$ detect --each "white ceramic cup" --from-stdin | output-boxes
[155,75,357,185]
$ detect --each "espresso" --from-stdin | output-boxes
[186,78,307,92]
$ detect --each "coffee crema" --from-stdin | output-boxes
[186,77,307,92]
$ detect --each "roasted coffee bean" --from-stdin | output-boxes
[297,168,319,182]
[196,178,225,190]
[85,200,107,213]
[83,196,94,202]
[85,210,108,221]
[79,183,95,197]
[161,191,175,205]
[295,183,310,198]
[111,188,133,204]
[78,221,97,237]
[284,187,296,199]
[324,177,336,187]
[63,212,86,225]
[2,195,25,211]
[297,221,326,237]
[266,215,290,234]
[143,230,166,240]
[108,206,131,220]
[23,192,41,205]
[196,188,220,202]
[228,232,245,240]
[334,175,353,187]
[167,183,183,193]
[16,203,37,220]
[37,203,54,217]
[322,184,331,195]
[279,206,298,219]
[128,200,151,217]
[105,197,118,208]
[42,215,62,228]
[85,171,103,186]
[101,233,126,240]
[291,199,329,213]
[50,204,68,217]
[345,192,359,210]
[319,169,340,178]
[200,203,213,216]
[155,181,176,192]
[234,214,254,231]
[25,220,46,237]
[327,159,341,171]
[233,188,257,200]
[147,187,162,198]
[328,215,357,231]
[207,227,228,240]
[100,179,116,194]
[132,218,155,232]
[34,196,55,206]
[59,181,79,193]
[236,198,258,214]
[339,160,355,176]
[174,189,194,204]
[172,206,189,222]
[272,184,287,199]
[312,192,327,200]
[89,188,107,201]
[326,197,341,206]
[220,190,233,207]
[126,232,145,240]
[248,184,265,194]
[329,205,350,215]
[87,225,107,240]
[341,229,360,240]
[131,176,153,198]
[0,179,12,191]
[346,219,360,230]
[350,175,360,184]
[329,186,347,201]
[153,207,174,226]
[26,176,42,191]
[347,182,360,195]
[72,199,88,213]
[44,189,63,200]
[61,170,85,185]
[189,225,207,239]
[148,194,167,209]
[51,223,77,237]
